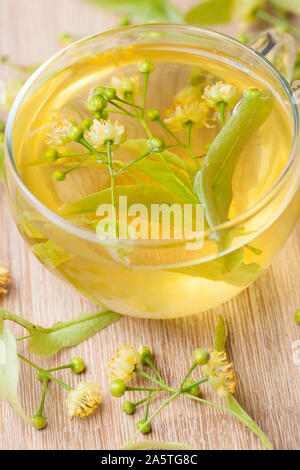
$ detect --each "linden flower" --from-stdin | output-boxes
[110,75,141,100]
[164,99,209,131]
[46,115,73,147]
[66,382,102,418]
[0,263,10,295]
[84,119,126,151]
[233,0,266,24]
[202,350,237,398]
[203,81,239,109]
[106,344,143,383]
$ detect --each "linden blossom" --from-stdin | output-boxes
[95,196,205,249]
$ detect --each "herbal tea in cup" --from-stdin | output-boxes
[5,26,300,318]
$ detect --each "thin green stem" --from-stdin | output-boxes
[38,379,49,416]
[126,386,162,392]
[47,364,71,373]
[106,109,129,116]
[218,101,226,127]
[110,101,136,118]
[16,335,30,342]
[145,358,166,385]
[115,96,143,111]
[142,73,149,118]
[79,138,107,163]
[135,367,167,389]
[126,391,181,445]
[186,121,192,147]
[115,150,152,176]
[143,392,152,422]
[180,363,197,389]
[132,391,160,407]
[63,156,91,176]
[106,140,115,209]
[181,376,209,392]
[18,354,73,391]
[157,119,183,146]
[255,9,300,38]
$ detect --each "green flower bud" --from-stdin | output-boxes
[44,148,58,162]
[185,380,200,397]
[31,414,47,430]
[146,108,160,121]
[138,60,155,74]
[81,119,92,130]
[136,420,151,434]
[244,88,260,98]
[68,124,84,142]
[102,87,117,101]
[118,16,130,27]
[123,401,136,415]
[110,379,126,397]
[93,86,106,95]
[87,94,107,112]
[140,347,152,364]
[148,136,165,152]
[70,357,85,374]
[38,371,49,383]
[53,170,66,182]
[193,348,210,365]
[295,309,300,325]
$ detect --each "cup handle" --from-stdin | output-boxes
[248,29,297,83]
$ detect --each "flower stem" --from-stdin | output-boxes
[126,386,162,392]
[142,73,149,118]
[218,101,226,127]
[18,354,73,391]
[145,357,166,385]
[255,9,300,38]
[179,363,197,389]
[115,150,152,176]
[79,138,107,163]
[143,392,152,422]
[106,140,115,209]
[38,379,49,416]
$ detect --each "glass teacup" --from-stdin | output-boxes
[4,25,300,319]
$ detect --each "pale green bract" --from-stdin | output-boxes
[185,0,233,25]
[27,310,122,356]
[0,328,30,423]
[213,315,274,450]
[0,308,121,357]
[270,0,300,14]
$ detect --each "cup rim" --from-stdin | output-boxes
[5,23,300,250]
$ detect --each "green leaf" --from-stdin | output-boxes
[0,328,30,423]
[185,0,233,25]
[197,91,274,239]
[31,240,72,269]
[122,440,198,450]
[59,184,184,216]
[270,0,300,14]
[214,315,227,352]
[27,310,122,356]
[226,394,274,450]
[88,0,184,22]
[123,139,198,203]
[170,249,261,287]
[0,142,4,181]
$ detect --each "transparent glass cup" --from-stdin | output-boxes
[4,25,300,319]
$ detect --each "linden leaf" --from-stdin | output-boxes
[0,328,30,423]
[31,240,72,269]
[0,142,4,181]
[122,440,198,450]
[26,310,122,356]
[185,0,233,25]
[226,394,274,450]
[59,184,183,217]
[214,315,227,352]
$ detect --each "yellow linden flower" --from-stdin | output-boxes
[84,119,126,151]
[3,79,24,112]
[203,81,239,110]
[0,263,10,295]
[202,350,237,398]
[110,75,141,100]
[164,99,209,131]
[106,344,142,383]
[233,0,266,24]
[46,115,73,147]
[66,382,102,418]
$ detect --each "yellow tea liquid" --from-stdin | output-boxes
[9,45,296,318]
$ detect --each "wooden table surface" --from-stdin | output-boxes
[0,0,299,451]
